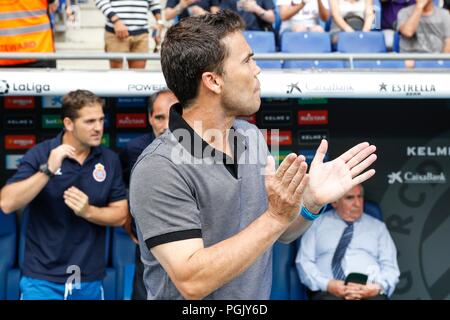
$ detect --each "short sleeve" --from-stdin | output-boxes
[129,154,202,250]
[396,6,410,31]
[108,153,127,203]
[6,147,41,185]
[443,10,450,39]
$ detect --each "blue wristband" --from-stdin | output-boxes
[300,205,325,221]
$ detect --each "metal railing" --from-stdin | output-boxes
[1,52,449,69]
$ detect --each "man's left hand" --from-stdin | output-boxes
[344,282,382,300]
[303,140,377,211]
[64,186,90,218]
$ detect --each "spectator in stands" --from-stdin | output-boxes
[444,0,450,11]
[277,0,330,34]
[397,0,450,53]
[329,0,375,42]
[65,0,76,23]
[381,0,415,30]
[380,0,415,50]
[0,0,58,68]
[95,0,164,69]
[121,89,178,300]
[129,10,377,300]
[0,90,128,300]
[296,184,400,300]
[219,0,276,31]
[165,0,220,21]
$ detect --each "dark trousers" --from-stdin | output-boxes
[0,60,56,68]
[131,245,147,300]
[310,291,388,300]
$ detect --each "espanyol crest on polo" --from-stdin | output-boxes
[93,163,106,182]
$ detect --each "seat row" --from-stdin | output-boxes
[244,31,450,69]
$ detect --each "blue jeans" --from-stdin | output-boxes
[20,276,104,300]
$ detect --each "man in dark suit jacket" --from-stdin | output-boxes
[121,89,178,299]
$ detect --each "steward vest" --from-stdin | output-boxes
[0,1,55,66]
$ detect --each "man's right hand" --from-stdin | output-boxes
[48,144,76,173]
[264,154,308,225]
[327,279,347,298]
[114,20,129,40]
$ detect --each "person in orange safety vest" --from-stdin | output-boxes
[0,0,58,68]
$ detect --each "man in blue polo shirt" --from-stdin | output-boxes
[0,90,128,300]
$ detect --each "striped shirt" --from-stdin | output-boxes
[95,0,162,35]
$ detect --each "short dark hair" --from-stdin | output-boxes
[161,10,245,108]
[148,89,173,115]
[61,89,104,120]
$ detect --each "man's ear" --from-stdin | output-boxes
[201,72,222,95]
[63,117,74,132]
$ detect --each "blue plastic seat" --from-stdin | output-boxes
[112,227,137,300]
[243,31,282,69]
[337,32,387,68]
[0,210,17,300]
[281,32,344,69]
[337,31,387,53]
[123,263,136,300]
[414,60,450,69]
[351,59,405,69]
[270,241,293,299]
[6,208,28,300]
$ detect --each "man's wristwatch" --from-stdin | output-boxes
[39,163,55,178]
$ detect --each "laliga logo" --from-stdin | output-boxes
[388,171,403,184]
[0,80,10,94]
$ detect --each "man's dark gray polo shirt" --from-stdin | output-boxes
[129,103,272,300]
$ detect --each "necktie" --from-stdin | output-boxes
[331,221,354,280]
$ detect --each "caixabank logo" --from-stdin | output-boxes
[381,135,450,299]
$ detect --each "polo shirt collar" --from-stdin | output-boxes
[168,103,247,160]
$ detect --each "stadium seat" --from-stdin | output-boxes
[349,59,406,69]
[337,32,389,68]
[123,263,136,300]
[414,60,450,69]
[6,269,21,300]
[112,227,137,300]
[243,31,282,69]
[6,208,28,300]
[270,241,292,299]
[0,210,17,300]
[337,31,386,53]
[281,32,344,69]
[392,31,400,53]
